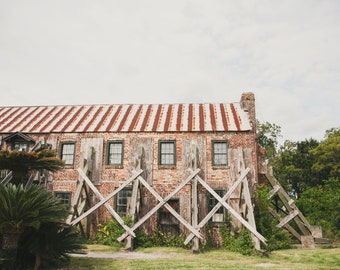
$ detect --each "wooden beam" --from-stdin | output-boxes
[118,169,201,242]
[277,210,299,228]
[268,185,280,199]
[25,172,37,189]
[70,168,143,238]
[191,177,199,251]
[125,178,140,250]
[266,174,312,235]
[137,175,202,240]
[1,170,13,185]
[196,174,267,244]
[184,168,250,245]
[268,207,301,241]
[238,148,260,250]
[72,178,85,209]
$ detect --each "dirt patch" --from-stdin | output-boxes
[69,251,170,260]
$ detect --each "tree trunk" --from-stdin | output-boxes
[2,229,22,251]
[34,254,41,270]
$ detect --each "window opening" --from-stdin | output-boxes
[159,140,176,166]
[60,142,75,165]
[212,141,228,166]
[208,189,226,223]
[107,141,124,165]
[158,199,180,235]
[115,188,132,216]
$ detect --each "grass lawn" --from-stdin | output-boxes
[69,245,340,270]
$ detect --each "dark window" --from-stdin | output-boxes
[158,199,180,235]
[212,141,228,166]
[115,188,132,216]
[107,141,124,165]
[60,142,75,165]
[159,140,176,166]
[13,142,29,152]
[55,192,72,208]
[208,190,226,223]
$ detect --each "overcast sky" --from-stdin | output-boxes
[0,0,339,143]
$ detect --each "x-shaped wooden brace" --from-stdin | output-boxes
[118,168,203,242]
[69,168,144,238]
[184,168,267,245]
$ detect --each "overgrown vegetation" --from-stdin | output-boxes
[0,149,84,270]
[93,218,188,250]
[69,245,340,270]
[255,185,291,251]
[257,123,340,240]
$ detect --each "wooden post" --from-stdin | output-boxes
[195,174,267,245]
[125,178,140,250]
[238,148,260,250]
[191,177,199,252]
[184,168,250,245]
[118,169,201,242]
[191,144,199,252]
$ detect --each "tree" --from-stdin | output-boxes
[0,148,83,269]
[19,223,84,270]
[0,148,64,185]
[296,178,340,238]
[256,120,282,164]
[273,138,320,198]
[0,184,66,268]
[310,128,340,181]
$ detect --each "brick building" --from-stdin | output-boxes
[0,92,263,248]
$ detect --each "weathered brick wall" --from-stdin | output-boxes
[0,93,258,237]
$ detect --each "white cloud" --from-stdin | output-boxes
[0,0,339,142]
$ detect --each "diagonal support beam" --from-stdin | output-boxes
[277,209,299,228]
[70,168,143,238]
[184,168,250,245]
[196,174,267,244]
[118,168,201,242]
[1,170,13,185]
[137,175,202,240]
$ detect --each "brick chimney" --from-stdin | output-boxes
[240,92,256,132]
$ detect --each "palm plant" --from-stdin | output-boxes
[0,184,66,248]
[0,184,67,267]
[0,148,64,185]
[19,223,85,270]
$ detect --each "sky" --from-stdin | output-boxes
[0,0,339,144]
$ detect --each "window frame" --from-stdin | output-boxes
[208,189,226,223]
[13,141,29,152]
[54,192,72,209]
[60,142,76,166]
[115,188,132,216]
[158,140,176,166]
[212,140,229,166]
[106,140,124,166]
[158,198,180,235]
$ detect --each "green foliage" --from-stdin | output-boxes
[274,139,320,198]
[0,149,64,185]
[218,223,255,256]
[256,120,282,163]
[0,149,64,172]
[0,184,66,231]
[296,178,340,238]
[16,223,85,269]
[255,185,291,252]
[94,217,133,248]
[94,219,188,249]
[152,228,187,248]
[310,128,340,180]
[0,184,83,269]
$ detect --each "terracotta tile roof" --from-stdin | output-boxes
[0,102,251,133]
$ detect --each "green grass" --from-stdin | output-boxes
[69,245,340,270]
